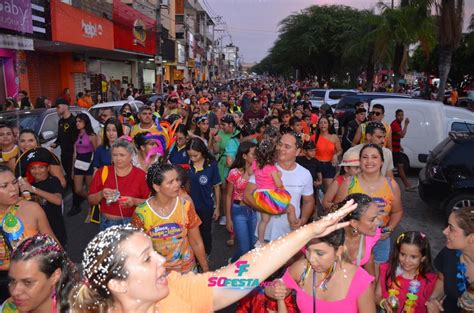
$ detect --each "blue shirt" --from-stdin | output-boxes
[92,145,112,169]
[169,145,189,165]
[187,161,221,213]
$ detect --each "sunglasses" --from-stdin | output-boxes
[370,111,382,116]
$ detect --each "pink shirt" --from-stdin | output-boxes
[252,160,278,190]
[226,168,249,201]
[282,266,374,313]
[75,132,94,154]
[354,228,381,266]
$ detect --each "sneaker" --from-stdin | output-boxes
[219,216,227,225]
[67,207,81,217]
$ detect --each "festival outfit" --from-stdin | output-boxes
[434,247,464,313]
[130,123,159,137]
[252,160,291,215]
[348,175,394,263]
[131,197,202,273]
[391,119,406,165]
[314,135,336,179]
[74,132,95,176]
[15,148,60,178]
[282,266,374,312]
[88,165,150,230]
[379,263,436,313]
[187,161,221,255]
[250,164,313,241]
[227,168,257,261]
[0,205,37,302]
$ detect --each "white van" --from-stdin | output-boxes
[372,98,474,169]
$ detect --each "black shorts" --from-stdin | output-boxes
[319,161,336,179]
[393,152,406,165]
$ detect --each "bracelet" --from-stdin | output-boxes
[379,299,387,307]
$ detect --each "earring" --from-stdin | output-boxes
[51,287,57,312]
[352,227,358,235]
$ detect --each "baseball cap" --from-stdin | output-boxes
[221,115,235,124]
[303,141,316,150]
[198,97,210,105]
[54,97,69,107]
[250,96,260,103]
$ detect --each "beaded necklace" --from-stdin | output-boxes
[387,267,422,313]
[456,250,469,293]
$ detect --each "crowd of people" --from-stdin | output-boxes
[0,78,472,313]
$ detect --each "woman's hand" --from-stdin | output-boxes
[309,199,356,238]
[265,279,289,301]
[381,300,394,313]
[102,188,117,201]
[226,218,234,233]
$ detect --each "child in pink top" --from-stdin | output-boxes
[253,139,296,246]
[376,231,436,313]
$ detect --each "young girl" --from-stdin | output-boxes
[186,137,221,255]
[376,231,437,313]
[254,138,296,247]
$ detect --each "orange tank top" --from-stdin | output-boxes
[315,135,336,162]
[348,175,394,227]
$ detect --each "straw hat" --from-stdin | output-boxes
[340,150,360,167]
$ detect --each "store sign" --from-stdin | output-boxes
[51,0,113,50]
[113,0,156,55]
[0,34,33,50]
[0,0,33,33]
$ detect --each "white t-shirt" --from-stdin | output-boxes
[346,144,394,176]
[249,163,313,241]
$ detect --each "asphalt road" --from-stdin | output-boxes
[63,172,447,312]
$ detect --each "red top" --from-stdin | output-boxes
[391,120,402,153]
[89,166,150,217]
[379,263,437,313]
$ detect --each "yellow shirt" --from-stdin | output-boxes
[131,197,202,273]
[130,123,159,137]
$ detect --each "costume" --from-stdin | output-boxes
[252,160,291,215]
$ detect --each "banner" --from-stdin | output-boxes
[113,0,156,55]
[51,0,114,50]
[0,0,33,33]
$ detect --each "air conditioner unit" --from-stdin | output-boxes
[161,0,170,6]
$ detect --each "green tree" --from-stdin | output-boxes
[436,0,465,100]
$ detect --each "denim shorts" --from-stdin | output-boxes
[373,237,391,264]
[100,215,131,231]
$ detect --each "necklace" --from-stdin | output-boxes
[457,250,469,293]
[388,267,422,313]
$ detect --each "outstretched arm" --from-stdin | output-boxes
[212,200,356,310]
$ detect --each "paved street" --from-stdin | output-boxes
[64,172,446,312]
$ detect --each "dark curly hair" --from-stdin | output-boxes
[255,138,277,169]
[146,162,176,196]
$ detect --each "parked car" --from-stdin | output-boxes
[374,98,474,169]
[0,107,100,155]
[135,93,162,106]
[418,131,474,216]
[88,100,144,123]
[334,92,411,124]
[307,89,357,109]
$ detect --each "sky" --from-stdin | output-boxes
[204,0,474,64]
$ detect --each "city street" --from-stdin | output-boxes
[64,173,447,312]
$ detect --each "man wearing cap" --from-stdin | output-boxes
[213,114,240,226]
[346,121,394,179]
[197,97,218,129]
[51,97,77,188]
[342,107,367,152]
[243,96,266,128]
[130,105,159,137]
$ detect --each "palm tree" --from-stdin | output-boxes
[436,0,464,101]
